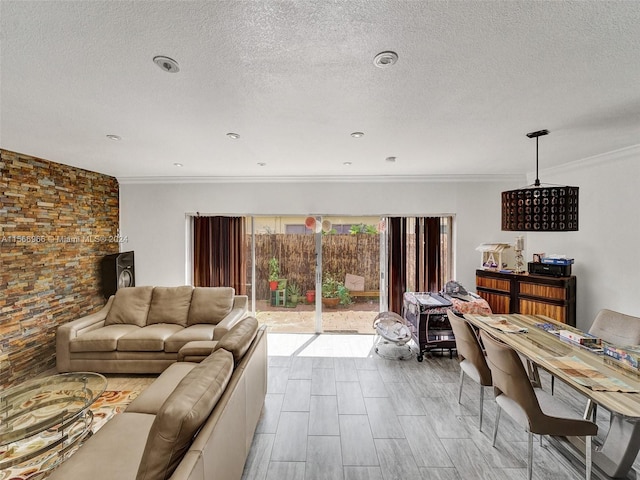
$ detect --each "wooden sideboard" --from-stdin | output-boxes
[475,269,576,326]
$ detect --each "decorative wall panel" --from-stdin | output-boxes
[0,150,119,387]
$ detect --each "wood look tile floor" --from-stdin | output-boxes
[240,333,637,480]
[96,332,638,480]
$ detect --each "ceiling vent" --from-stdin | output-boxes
[153,56,180,73]
[373,51,398,68]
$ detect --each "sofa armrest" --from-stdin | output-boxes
[232,295,248,312]
[212,304,247,340]
[56,296,114,372]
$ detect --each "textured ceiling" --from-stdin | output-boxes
[1,1,639,181]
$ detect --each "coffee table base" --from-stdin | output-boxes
[0,373,106,472]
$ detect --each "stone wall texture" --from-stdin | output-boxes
[0,149,119,387]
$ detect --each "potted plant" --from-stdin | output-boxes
[305,289,315,303]
[321,273,341,308]
[268,257,280,291]
[337,284,353,306]
[287,281,301,304]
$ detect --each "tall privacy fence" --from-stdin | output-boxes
[246,233,448,300]
[249,234,381,300]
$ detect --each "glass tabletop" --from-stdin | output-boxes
[464,313,640,418]
[0,372,107,447]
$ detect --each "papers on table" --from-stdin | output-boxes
[546,356,640,393]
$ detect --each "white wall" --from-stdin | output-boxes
[120,144,640,332]
[526,146,640,330]
[119,178,517,294]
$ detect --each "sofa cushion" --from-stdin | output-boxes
[164,324,217,353]
[135,349,234,480]
[48,412,155,480]
[126,362,197,415]
[147,286,194,327]
[104,286,154,327]
[213,316,259,366]
[187,287,235,326]
[69,324,140,352]
[117,324,184,352]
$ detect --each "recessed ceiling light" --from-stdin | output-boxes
[106,134,121,141]
[385,156,397,163]
[153,56,180,73]
[227,133,240,139]
[173,163,183,167]
[373,51,398,68]
[343,162,352,166]
[350,132,364,138]
[257,162,266,166]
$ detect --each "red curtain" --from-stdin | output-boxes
[387,216,443,314]
[387,217,407,314]
[193,216,247,294]
[414,217,442,293]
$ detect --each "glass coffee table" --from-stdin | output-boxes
[0,372,107,473]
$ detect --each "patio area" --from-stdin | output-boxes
[254,299,380,334]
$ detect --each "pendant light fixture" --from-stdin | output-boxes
[501,130,579,231]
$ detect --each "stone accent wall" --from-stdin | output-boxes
[0,149,119,387]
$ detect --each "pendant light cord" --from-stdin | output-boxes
[526,129,548,187]
[534,136,540,187]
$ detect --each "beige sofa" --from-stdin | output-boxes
[49,317,267,480]
[56,286,248,374]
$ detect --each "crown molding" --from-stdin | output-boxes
[117,173,523,185]
[539,143,640,177]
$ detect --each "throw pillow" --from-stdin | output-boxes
[146,286,194,327]
[104,286,154,327]
[187,287,235,325]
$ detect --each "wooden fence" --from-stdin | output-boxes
[247,233,448,300]
[250,234,380,299]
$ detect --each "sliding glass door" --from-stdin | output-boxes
[250,216,316,333]
[320,216,381,333]
[247,215,383,333]
[190,214,452,334]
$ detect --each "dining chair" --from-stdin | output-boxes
[480,330,598,480]
[589,308,640,345]
[447,310,492,430]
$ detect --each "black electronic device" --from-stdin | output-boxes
[101,251,135,298]
[528,261,571,277]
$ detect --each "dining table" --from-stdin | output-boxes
[463,313,640,479]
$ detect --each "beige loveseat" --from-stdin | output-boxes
[49,317,267,480]
[56,285,248,373]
